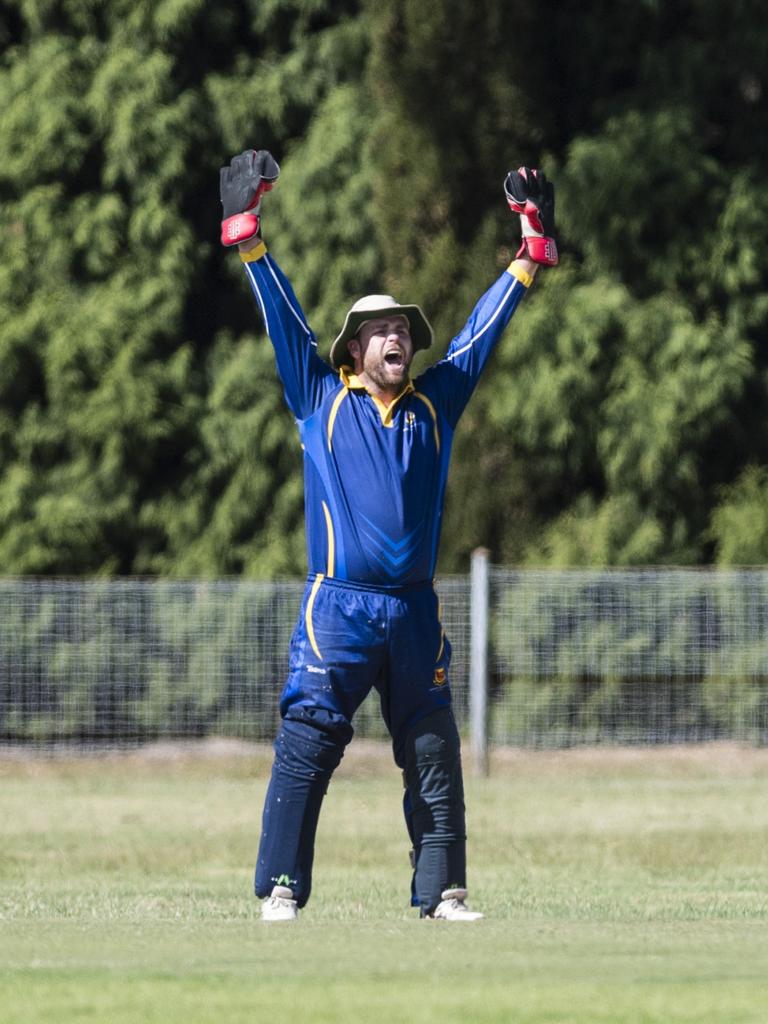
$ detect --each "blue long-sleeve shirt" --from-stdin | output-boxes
[242,242,531,587]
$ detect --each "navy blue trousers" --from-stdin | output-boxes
[255,576,466,911]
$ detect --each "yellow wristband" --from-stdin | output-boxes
[239,240,267,263]
[508,263,534,288]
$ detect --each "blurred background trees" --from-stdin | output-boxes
[1,0,767,576]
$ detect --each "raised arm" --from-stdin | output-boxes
[220,150,336,420]
[417,167,557,427]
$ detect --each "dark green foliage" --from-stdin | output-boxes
[366,0,768,569]
[1,0,768,575]
[0,0,373,576]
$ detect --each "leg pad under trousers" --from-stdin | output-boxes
[255,709,350,908]
[402,708,467,915]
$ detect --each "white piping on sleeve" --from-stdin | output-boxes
[245,263,271,335]
[263,254,317,346]
[445,277,520,362]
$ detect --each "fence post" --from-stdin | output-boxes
[469,547,490,777]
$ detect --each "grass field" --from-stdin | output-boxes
[2,740,768,1023]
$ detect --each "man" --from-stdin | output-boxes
[219,150,557,921]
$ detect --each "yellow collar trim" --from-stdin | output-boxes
[338,368,414,427]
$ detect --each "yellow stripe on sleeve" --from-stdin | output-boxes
[327,388,349,452]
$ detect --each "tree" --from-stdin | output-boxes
[3,0,768,575]
[366,0,768,569]
[0,0,375,576]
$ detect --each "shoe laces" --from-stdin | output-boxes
[443,896,467,912]
[265,885,295,908]
[267,895,294,908]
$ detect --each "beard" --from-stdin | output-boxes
[363,354,411,392]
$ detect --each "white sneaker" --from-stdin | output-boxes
[430,888,484,921]
[261,885,298,921]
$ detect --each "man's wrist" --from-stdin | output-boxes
[238,234,263,254]
[512,257,538,280]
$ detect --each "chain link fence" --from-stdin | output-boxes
[490,566,768,747]
[0,578,470,751]
[1,567,767,753]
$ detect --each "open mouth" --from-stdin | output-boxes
[384,350,404,368]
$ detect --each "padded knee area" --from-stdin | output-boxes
[407,708,460,767]
[276,707,351,780]
[405,708,463,791]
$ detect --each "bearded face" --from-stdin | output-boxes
[349,315,414,393]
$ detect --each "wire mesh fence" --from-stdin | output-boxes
[491,567,768,746]
[0,580,299,750]
[0,578,472,751]
[1,569,768,752]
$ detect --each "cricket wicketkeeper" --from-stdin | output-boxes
[219,149,557,921]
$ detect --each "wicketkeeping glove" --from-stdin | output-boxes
[504,167,558,266]
[220,149,280,246]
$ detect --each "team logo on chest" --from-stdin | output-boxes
[404,411,417,430]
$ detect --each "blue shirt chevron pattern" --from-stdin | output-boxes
[241,243,531,587]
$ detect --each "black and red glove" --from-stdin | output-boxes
[504,167,558,266]
[219,149,280,246]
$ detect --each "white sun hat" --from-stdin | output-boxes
[330,294,434,369]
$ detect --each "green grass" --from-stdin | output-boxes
[2,741,768,1022]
